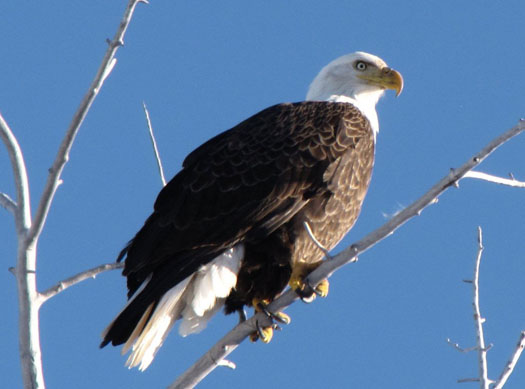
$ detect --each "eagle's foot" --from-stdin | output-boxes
[289,261,330,303]
[314,279,330,298]
[250,320,275,343]
[252,298,291,324]
[294,279,330,303]
[249,298,290,343]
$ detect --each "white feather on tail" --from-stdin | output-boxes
[125,276,191,370]
[178,245,243,336]
[124,244,244,371]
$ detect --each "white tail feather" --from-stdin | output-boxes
[123,244,244,370]
[189,246,243,316]
[179,245,244,336]
[126,276,192,371]
[178,299,224,336]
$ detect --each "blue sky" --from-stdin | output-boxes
[1,1,525,388]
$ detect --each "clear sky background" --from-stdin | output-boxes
[1,1,525,388]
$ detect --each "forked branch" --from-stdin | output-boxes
[449,228,525,388]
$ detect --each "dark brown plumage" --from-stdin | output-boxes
[101,101,373,350]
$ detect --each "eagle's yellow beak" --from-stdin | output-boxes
[359,67,404,96]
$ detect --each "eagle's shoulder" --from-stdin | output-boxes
[181,101,371,170]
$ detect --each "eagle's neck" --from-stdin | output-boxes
[306,82,383,140]
[326,93,380,139]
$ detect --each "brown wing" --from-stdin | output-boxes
[120,101,371,296]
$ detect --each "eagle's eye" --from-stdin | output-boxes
[355,61,367,71]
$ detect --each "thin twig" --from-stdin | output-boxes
[464,171,525,188]
[458,378,481,383]
[473,227,490,389]
[169,120,525,388]
[493,331,525,389]
[446,338,477,353]
[0,192,17,214]
[26,0,145,248]
[39,262,124,303]
[217,359,236,370]
[142,102,166,186]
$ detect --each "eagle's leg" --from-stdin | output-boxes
[237,308,247,323]
[249,298,291,343]
[290,222,331,302]
[289,261,330,303]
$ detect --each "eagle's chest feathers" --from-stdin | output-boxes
[292,130,375,264]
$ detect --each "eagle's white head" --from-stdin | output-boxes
[306,51,403,136]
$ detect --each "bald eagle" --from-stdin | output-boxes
[101,51,403,370]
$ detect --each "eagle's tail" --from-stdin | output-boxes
[101,245,244,371]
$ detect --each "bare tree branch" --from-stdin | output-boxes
[0,192,17,215]
[0,112,43,388]
[170,120,525,388]
[493,331,525,389]
[40,262,124,303]
[0,113,31,234]
[143,101,167,186]
[25,0,145,248]
[472,227,490,389]
[464,171,525,188]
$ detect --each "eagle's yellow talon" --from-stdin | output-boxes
[258,326,273,343]
[249,298,289,342]
[252,298,290,324]
[289,261,330,300]
[250,321,274,343]
[314,279,329,298]
[273,311,291,325]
